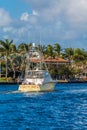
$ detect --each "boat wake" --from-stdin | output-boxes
[0,90,19,94]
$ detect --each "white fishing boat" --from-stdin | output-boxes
[19,43,57,92]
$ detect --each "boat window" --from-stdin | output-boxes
[35,71,44,78]
[26,71,44,78]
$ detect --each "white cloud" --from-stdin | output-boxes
[1,0,87,48]
[0,8,12,27]
[3,27,13,32]
[24,0,87,28]
[20,10,38,24]
[32,10,38,16]
[65,0,87,28]
[20,12,29,21]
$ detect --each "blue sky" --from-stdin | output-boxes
[0,0,87,49]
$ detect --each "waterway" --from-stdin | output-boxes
[0,83,87,129]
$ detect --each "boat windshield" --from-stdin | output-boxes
[26,71,44,79]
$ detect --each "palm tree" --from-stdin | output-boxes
[18,43,28,54]
[9,54,22,79]
[18,43,29,78]
[63,48,74,61]
[54,43,61,57]
[0,46,7,78]
[46,44,53,58]
[0,39,13,78]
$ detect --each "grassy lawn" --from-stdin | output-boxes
[0,77,13,82]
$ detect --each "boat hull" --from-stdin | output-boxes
[18,82,56,92]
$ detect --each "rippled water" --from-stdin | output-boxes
[0,83,87,130]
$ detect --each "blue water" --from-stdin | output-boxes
[0,83,87,130]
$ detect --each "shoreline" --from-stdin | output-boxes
[0,82,21,85]
[0,80,87,85]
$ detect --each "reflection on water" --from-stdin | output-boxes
[0,83,87,129]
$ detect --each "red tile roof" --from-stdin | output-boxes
[26,57,69,63]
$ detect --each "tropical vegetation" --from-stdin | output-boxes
[0,39,87,82]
